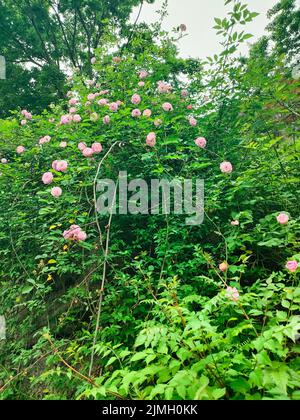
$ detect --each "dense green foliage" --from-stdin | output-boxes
[0,0,299,400]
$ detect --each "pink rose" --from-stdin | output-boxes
[87,93,95,101]
[21,109,28,116]
[60,141,67,148]
[69,107,77,114]
[42,172,54,185]
[277,213,289,225]
[138,81,145,87]
[25,112,32,120]
[98,98,108,106]
[63,225,87,242]
[113,56,121,64]
[219,262,229,272]
[189,116,197,126]
[131,94,141,105]
[146,132,156,147]
[139,70,149,79]
[157,81,172,94]
[16,146,25,154]
[286,260,298,272]
[143,109,152,117]
[225,287,239,302]
[162,102,173,112]
[92,142,103,154]
[1,158,8,164]
[181,89,188,98]
[103,115,110,125]
[76,230,87,241]
[154,119,162,127]
[73,114,81,123]
[51,187,62,197]
[69,98,77,106]
[21,120,27,126]
[231,220,239,226]
[132,109,141,118]
[187,104,193,110]
[60,114,71,125]
[78,142,87,151]
[220,161,233,174]
[53,160,68,172]
[109,102,119,112]
[195,137,207,148]
[82,147,94,158]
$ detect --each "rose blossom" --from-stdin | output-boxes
[63,225,87,242]
[103,115,110,124]
[109,102,119,112]
[138,81,145,87]
[69,107,77,114]
[131,94,141,105]
[143,109,152,117]
[69,98,77,106]
[231,220,239,226]
[189,116,197,126]
[21,120,27,126]
[60,141,67,148]
[219,262,229,272]
[16,146,25,154]
[139,70,148,79]
[1,158,8,164]
[225,287,239,302]
[113,56,121,64]
[78,142,87,151]
[157,81,172,94]
[286,261,298,272]
[276,213,289,225]
[60,114,72,125]
[82,147,94,158]
[52,160,68,172]
[42,172,53,185]
[154,119,162,127]
[181,89,188,98]
[146,132,156,147]
[51,187,62,197]
[220,161,233,174]
[98,98,108,106]
[92,142,103,154]
[87,93,95,101]
[132,109,141,118]
[195,137,207,148]
[73,114,81,123]
[162,102,173,112]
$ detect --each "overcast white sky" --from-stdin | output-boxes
[130,0,279,59]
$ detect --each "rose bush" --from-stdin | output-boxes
[0,1,299,401]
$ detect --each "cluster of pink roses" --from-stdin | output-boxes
[157,81,173,94]
[78,141,103,158]
[60,114,81,124]
[39,135,51,145]
[63,225,87,242]
[20,109,32,125]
